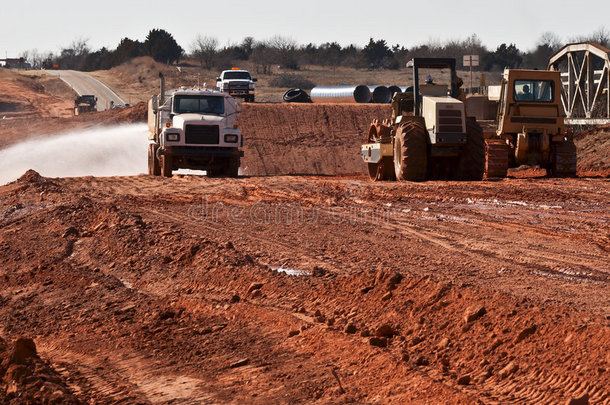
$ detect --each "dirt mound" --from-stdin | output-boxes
[575,124,610,174]
[0,337,80,404]
[0,172,608,403]
[240,103,390,176]
[17,169,43,183]
[0,69,74,119]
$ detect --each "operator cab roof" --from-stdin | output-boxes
[169,87,228,97]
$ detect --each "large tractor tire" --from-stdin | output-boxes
[456,118,485,180]
[485,139,510,178]
[367,157,396,181]
[160,154,173,177]
[549,140,577,177]
[148,144,161,176]
[394,120,427,181]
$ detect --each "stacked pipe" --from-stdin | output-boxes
[309,85,406,103]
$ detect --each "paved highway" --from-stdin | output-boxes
[46,70,126,111]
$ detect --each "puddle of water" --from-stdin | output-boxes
[120,279,133,289]
[270,265,310,276]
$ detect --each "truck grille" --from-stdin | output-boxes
[438,109,463,132]
[185,125,219,144]
[438,110,461,117]
[438,125,463,132]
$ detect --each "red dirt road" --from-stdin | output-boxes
[1,170,608,404]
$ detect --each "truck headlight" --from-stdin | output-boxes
[166,133,180,142]
[249,83,255,89]
[224,134,238,143]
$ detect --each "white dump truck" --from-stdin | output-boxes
[148,73,243,177]
[216,68,257,102]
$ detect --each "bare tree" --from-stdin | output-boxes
[192,35,219,70]
[251,40,274,74]
[268,35,299,69]
[538,32,562,51]
[20,49,44,69]
[569,26,610,47]
[70,38,90,57]
[591,27,610,47]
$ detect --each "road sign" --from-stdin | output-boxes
[463,55,479,67]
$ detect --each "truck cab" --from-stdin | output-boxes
[216,69,257,102]
[74,95,97,115]
[148,81,243,178]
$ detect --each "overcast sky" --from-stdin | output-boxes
[2,0,609,58]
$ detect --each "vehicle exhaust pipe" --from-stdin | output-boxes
[310,85,371,103]
[159,72,166,106]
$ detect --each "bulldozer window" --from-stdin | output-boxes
[514,80,553,102]
[174,96,225,115]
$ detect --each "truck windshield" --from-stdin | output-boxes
[223,71,251,80]
[514,80,553,102]
[174,96,225,114]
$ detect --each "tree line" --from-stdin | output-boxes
[19,27,610,73]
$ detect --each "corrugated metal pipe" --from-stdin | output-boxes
[310,85,371,103]
[388,85,402,97]
[368,86,392,103]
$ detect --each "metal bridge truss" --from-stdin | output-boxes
[548,42,610,125]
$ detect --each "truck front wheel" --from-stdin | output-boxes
[160,154,173,177]
[148,144,161,176]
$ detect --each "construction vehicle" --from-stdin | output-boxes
[485,69,577,177]
[148,73,243,177]
[216,68,257,102]
[361,58,485,181]
[74,95,97,115]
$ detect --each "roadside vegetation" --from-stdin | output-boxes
[17,27,610,74]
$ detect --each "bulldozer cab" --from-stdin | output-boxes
[392,58,460,123]
[496,69,564,136]
[409,58,458,115]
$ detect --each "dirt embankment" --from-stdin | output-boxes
[239,103,390,176]
[575,124,610,173]
[0,69,74,119]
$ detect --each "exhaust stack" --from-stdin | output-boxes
[159,72,166,106]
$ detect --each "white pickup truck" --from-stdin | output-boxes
[216,69,257,102]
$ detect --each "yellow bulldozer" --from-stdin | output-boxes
[485,69,577,177]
